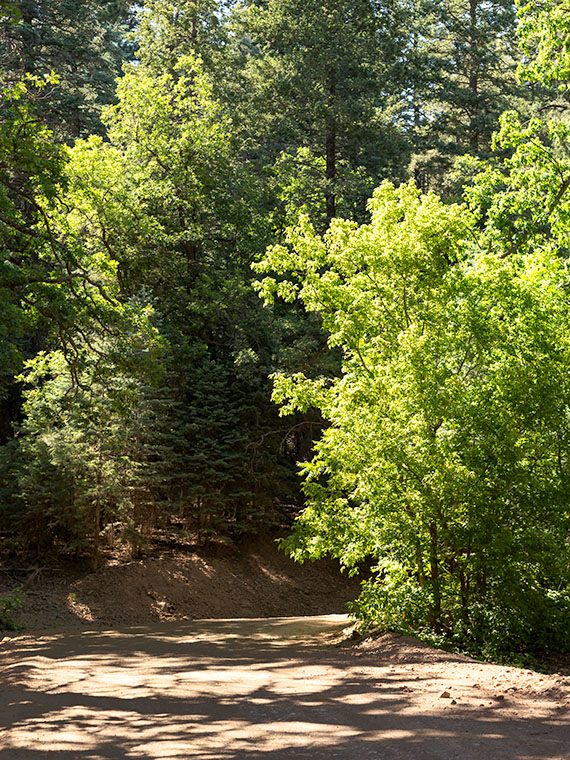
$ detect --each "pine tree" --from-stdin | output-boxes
[134,0,224,76]
[227,0,408,227]
[406,0,552,191]
[1,0,134,140]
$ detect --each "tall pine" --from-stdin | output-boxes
[227,0,408,228]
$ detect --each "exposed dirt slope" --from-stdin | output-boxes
[0,532,363,631]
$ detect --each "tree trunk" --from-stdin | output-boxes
[20,0,38,75]
[468,0,479,153]
[325,71,337,227]
[92,447,102,571]
[429,520,442,631]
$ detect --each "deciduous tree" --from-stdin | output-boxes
[255,175,570,655]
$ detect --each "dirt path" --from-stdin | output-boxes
[1,615,569,759]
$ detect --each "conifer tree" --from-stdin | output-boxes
[227,0,408,227]
[1,0,134,139]
[135,0,224,76]
[406,0,552,190]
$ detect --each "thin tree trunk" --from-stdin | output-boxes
[21,0,38,75]
[429,520,442,631]
[325,71,337,227]
[468,0,479,153]
[92,447,102,571]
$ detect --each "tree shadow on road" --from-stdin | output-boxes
[1,620,568,760]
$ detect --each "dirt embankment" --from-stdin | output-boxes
[0,532,363,632]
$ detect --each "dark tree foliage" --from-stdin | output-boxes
[403,0,554,192]
[1,0,135,140]
[225,0,409,229]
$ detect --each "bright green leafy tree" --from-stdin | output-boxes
[255,174,570,656]
[0,72,162,560]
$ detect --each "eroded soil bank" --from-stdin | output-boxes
[0,532,362,630]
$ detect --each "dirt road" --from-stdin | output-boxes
[1,615,569,759]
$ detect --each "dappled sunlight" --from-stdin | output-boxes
[1,617,569,759]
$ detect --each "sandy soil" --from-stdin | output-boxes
[1,536,569,758]
[1,616,569,760]
[0,533,363,630]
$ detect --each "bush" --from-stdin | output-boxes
[0,586,25,631]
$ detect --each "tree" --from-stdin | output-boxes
[14,321,162,566]
[48,58,295,544]
[0,0,134,140]
[404,0,552,192]
[227,0,408,228]
[134,0,225,76]
[0,73,158,553]
[0,74,76,441]
[254,176,570,656]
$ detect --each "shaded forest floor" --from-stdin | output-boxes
[0,529,363,631]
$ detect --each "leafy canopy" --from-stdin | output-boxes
[255,179,570,655]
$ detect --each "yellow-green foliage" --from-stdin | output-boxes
[256,180,570,655]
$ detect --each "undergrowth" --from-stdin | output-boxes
[0,586,26,631]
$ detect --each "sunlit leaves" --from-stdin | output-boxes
[518,0,570,87]
[258,179,570,655]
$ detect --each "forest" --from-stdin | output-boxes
[1,0,570,659]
